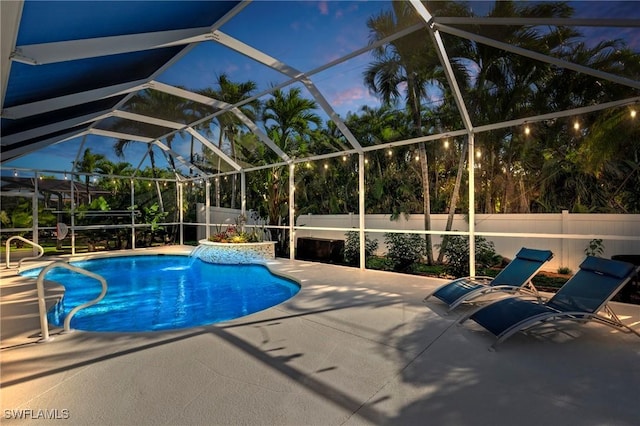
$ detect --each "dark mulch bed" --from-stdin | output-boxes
[532,271,640,305]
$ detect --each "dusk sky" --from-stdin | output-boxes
[4,0,639,176]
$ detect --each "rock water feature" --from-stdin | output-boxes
[191,240,276,264]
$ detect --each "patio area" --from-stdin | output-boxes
[1,247,639,425]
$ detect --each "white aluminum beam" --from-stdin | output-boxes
[65,3,249,159]
[301,77,363,151]
[1,0,23,112]
[434,17,640,28]
[242,160,290,173]
[222,22,427,118]
[1,110,112,146]
[89,128,155,143]
[473,96,640,134]
[435,23,640,90]
[288,163,295,260]
[112,110,185,130]
[360,129,469,152]
[152,140,206,176]
[131,149,150,178]
[1,79,149,119]
[9,2,252,66]
[185,127,242,171]
[306,23,426,78]
[150,81,290,162]
[148,80,228,109]
[212,30,364,152]
[165,22,427,156]
[157,23,431,170]
[229,106,291,162]
[410,0,474,132]
[467,132,476,277]
[11,27,213,65]
[72,134,88,172]
[291,149,359,164]
[0,128,85,163]
[212,30,303,78]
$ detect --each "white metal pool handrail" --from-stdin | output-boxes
[5,236,44,269]
[36,261,108,343]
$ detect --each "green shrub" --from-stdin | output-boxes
[365,256,395,271]
[409,262,448,277]
[437,235,499,277]
[343,231,379,265]
[383,232,426,271]
[557,266,572,275]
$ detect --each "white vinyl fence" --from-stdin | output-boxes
[202,206,640,272]
[296,212,640,271]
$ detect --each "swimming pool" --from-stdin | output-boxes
[21,255,300,332]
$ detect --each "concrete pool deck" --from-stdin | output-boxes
[1,246,639,425]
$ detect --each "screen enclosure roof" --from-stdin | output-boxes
[2,1,639,179]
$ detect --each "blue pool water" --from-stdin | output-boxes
[21,255,300,332]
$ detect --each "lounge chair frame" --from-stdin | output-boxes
[424,247,553,312]
[458,258,640,350]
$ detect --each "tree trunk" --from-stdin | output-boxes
[438,142,467,263]
[148,148,165,212]
[504,164,514,212]
[418,142,434,264]
[484,152,494,213]
[518,175,530,213]
[189,134,195,176]
[231,175,236,209]
[215,132,225,207]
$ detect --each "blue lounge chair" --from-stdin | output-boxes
[424,247,553,311]
[459,256,640,350]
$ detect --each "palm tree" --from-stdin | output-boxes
[198,74,260,207]
[346,104,405,147]
[241,87,320,254]
[75,148,107,202]
[531,37,640,213]
[461,1,576,213]
[364,2,467,263]
[114,88,202,212]
[262,87,322,155]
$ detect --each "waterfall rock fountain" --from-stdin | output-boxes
[191,240,277,264]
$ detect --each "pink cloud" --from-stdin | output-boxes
[331,86,376,106]
[317,1,329,16]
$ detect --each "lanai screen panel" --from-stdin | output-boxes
[1,1,241,166]
[2,0,639,177]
